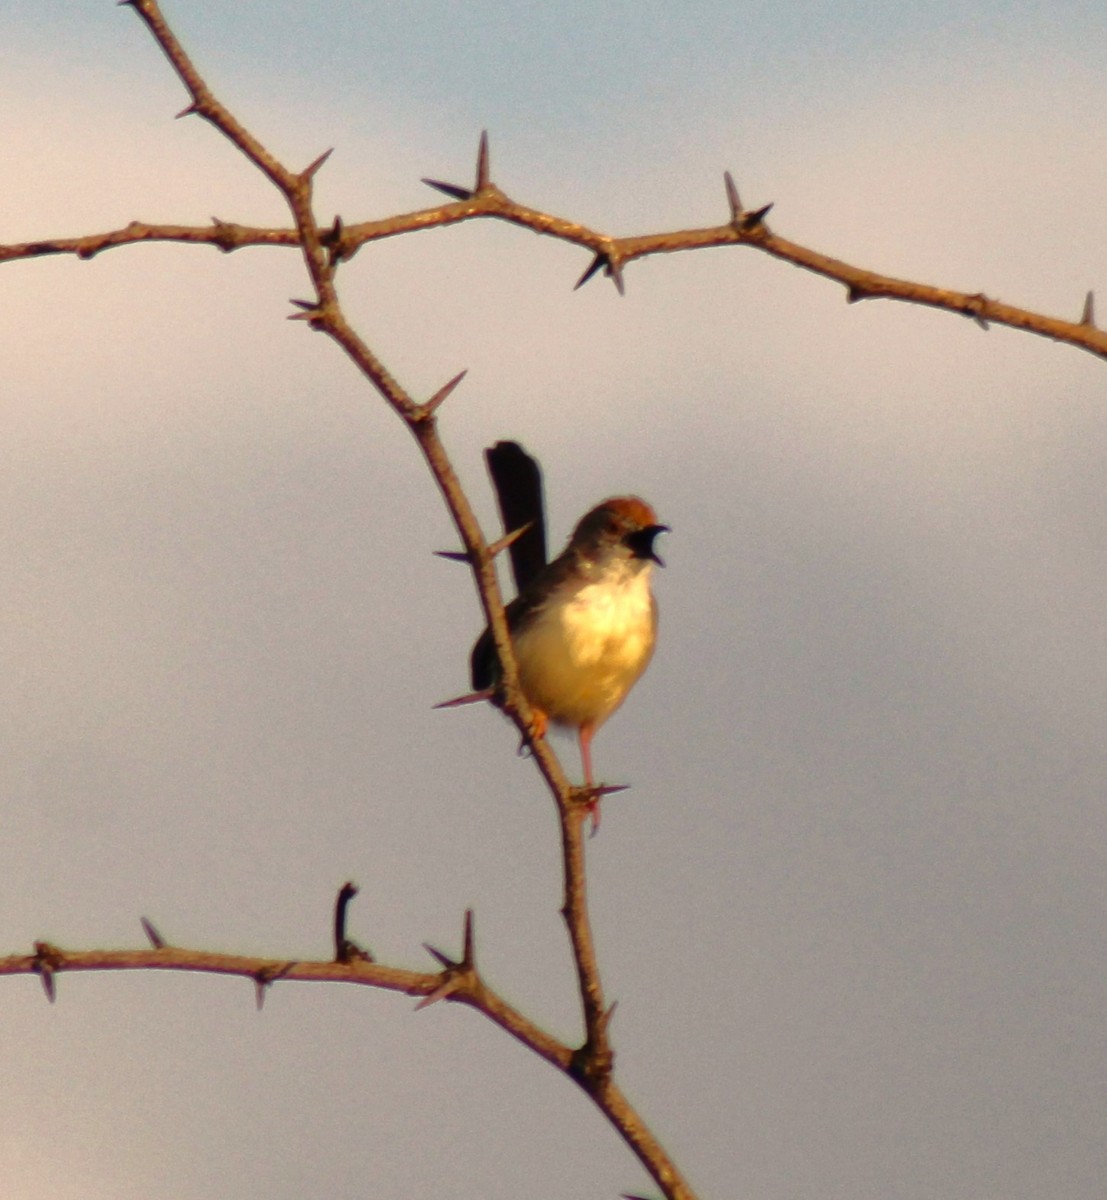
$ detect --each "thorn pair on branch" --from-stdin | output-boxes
[571,172,772,297]
[723,169,774,231]
[422,129,493,201]
[419,909,478,1010]
[434,517,532,566]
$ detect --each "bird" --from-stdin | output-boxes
[441,442,668,831]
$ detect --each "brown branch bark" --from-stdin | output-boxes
[3,4,698,1198]
[0,922,693,1196]
[4,166,1105,364]
[0,938,573,1074]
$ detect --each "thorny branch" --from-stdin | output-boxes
[1,900,684,1197]
[3,99,1105,361]
[3,2,694,1198]
[0,910,572,1073]
[14,0,1103,1195]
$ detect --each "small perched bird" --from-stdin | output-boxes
[444,442,668,830]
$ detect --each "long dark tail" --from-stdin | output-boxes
[485,441,547,592]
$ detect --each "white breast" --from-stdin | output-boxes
[513,565,658,728]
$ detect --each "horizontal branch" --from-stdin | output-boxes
[4,180,1105,362]
[0,219,296,261]
[0,938,573,1074]
[1,942,426,990]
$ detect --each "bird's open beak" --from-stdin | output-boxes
[630,523,670,567]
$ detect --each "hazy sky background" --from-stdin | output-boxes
[4,3,1107,1199]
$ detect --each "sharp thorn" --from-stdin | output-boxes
[140,917,166,948]
[253,963,294,1008]
[421,368,468,418]
[423,942,455,970]
[303,147,334,180]
[34,942,60,1003]
[1081,290,1096,327]
[740,202,774,230]
[328,214,346,264]
[488,522,532,559]
[724,170,742,222]
[608,258,626,296]
[574,253,607,290]
[462,908,475,968]
[174,103,198,120]
[421,177,473,201]
[434,549,472,563]
[415,978,459,1010]
[475,130,490,190]
[588,783,630,797]
[433,689,495,710]
[288,299,327,324]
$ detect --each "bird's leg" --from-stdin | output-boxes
[579,723,595,788]
[578,722,602,835]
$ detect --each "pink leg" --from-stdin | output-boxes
[579,723,601,835]
[579,723,595,788]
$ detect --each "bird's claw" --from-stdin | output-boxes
[572,782,629,836]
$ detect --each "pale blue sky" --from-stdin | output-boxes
[4,4,1107,1200]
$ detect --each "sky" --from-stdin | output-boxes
[4,3,1107,1199]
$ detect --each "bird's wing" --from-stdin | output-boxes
[469,595,529,692]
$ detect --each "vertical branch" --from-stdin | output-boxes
[560,806,610,1062]
[117,5,696,1197]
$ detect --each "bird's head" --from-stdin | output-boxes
[569,496,669,568]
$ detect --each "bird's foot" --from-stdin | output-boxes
[514,707,550,759]
[572,783,629,836]
[528,708,549,740]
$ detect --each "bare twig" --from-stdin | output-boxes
[333,881,373,963]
